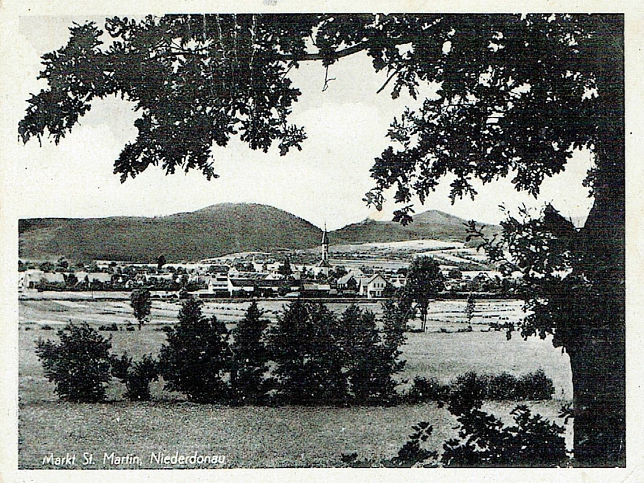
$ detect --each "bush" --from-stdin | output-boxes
[379,407,568,467]
[484,372,517,400]
[35,322,113,402]
[406,376,450,403]
[111,352,159,401]
[388,377,568,467]
[98,323,119,331]
[41,324,54,330]
[158,297,231,403]
[517,369,555,400]
[447,370,555,403]
[441,402,568,467]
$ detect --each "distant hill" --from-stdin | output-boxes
[19,204,498,263]
[19,203,323,263]
[331,210,498,245]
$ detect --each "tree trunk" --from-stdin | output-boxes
[568,327,624,466]
[567,15,625,466]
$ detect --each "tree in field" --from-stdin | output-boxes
[110,352,159,401]
[338,305,381,403]
[35,322,113,402]
[267,300,348,405]
[157,255,166,270]
[403,257,445,332]
[130,287,151,330]
[158,297,231,402]
[371,298,411,403]
[465,293,476,326]
[230,301,270,404]
[19,14,625,464]
[277,257,292,277]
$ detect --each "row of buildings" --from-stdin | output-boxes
[19,226,513,298]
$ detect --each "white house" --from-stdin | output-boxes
[21,270,65,288]
[207,274,229,293]
[358,273,390,299]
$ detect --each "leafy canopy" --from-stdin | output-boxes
[19,14,616,223]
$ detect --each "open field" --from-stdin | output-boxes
[19,400,566,469]
[18,298,573,468]
[19,296,525,330]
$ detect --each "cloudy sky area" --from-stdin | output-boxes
[14,16,595,230]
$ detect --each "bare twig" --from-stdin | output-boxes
[322,65,336,92]
[376,67,401,94]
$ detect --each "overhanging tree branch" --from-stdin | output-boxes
[151,40,373,63]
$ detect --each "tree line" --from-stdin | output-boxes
[36,298,410,406]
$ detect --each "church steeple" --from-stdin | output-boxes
[321,223,329,263]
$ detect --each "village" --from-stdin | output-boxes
[18,226,520,300]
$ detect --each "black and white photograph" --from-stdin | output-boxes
[0,3,640,479]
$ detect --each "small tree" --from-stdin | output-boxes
[338,305,382,403]
[64,272,78,288]
[158,297,231,402]
[403,257,444,332]
[230,302,270,404]
[35,322,113,402]
[157,255,166,269]
[465,293,476,326]
[130,288,151,330]
[277,257,292,276]
[370,299,410,403]
[111,352,159,401]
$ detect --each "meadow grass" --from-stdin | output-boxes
[18,299,573,468]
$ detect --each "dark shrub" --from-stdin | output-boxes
[517,369,555,400]
[111,352,159,401]
[441,402,568,467]
[448,371,487,413]
[485,372,518,400]
[158,297,231,403]
[41,324,53,330]
[406,376,450,403]
[447,370,555,402]
[35,322,113,402]
[385,422,437,467]
[98,323,119,331]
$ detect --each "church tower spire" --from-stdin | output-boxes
[321,223,329,263]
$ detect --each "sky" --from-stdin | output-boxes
[13,15,595,230]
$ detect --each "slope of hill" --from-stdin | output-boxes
[331,210,498,245]
[19,203,323,263]
[19,204,498,263]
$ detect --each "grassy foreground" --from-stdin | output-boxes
[18,306,573,468]
[19,400,567,469]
